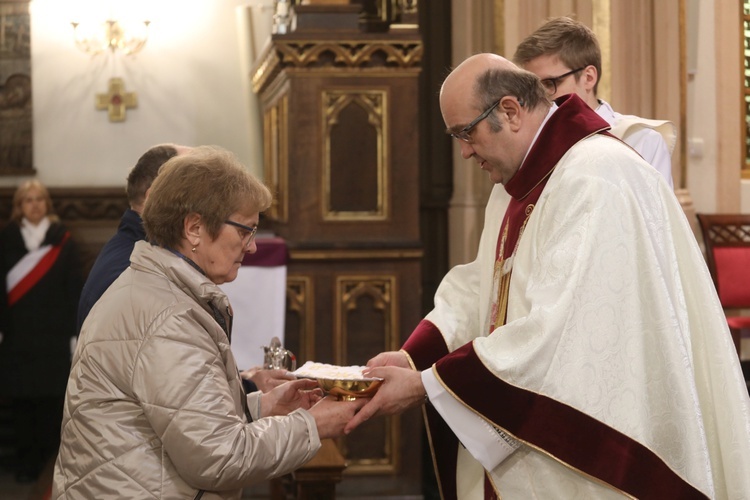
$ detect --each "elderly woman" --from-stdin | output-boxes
[52,146,365,499]
[0,179,82,483]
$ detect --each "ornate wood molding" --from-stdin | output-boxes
[289,247,423,260]
[252,38,423,93]
[286,275,315,362]
[263,95,289,222]
[0,187,126,222]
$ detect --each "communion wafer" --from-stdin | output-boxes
[292,361,369,380]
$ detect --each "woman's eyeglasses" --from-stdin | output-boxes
[225,220,258,247]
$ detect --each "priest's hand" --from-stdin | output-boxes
[343,366,425,434]
[366,350,410,369]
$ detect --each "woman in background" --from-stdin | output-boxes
[52,146,365,499]
[0,179,82,483]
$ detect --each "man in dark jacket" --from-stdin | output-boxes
[76,144,191,332]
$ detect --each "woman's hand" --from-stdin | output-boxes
[260,378,323,417]
[308,396,369,440]
[241,367,295,392]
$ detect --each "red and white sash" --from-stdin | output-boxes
[6,232,70,306]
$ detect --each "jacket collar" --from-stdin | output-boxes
[129,240,233,335]
[118,209,147,241]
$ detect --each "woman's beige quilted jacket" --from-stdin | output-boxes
[52,241,320,499]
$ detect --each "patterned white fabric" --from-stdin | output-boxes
[596,99,675,189]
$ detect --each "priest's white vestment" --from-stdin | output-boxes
[404,95,750,500]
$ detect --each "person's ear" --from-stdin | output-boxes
[499,96,524,131]
[183,212,202,246]
[581,65,598,92]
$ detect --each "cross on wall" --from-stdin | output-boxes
[95,77,137,122]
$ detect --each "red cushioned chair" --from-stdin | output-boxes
[696,213,750,356]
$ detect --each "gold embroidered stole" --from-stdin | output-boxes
[490,204,535,331]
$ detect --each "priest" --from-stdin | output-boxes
[344,53,750,499]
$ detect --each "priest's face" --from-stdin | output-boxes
[441,95,525,185]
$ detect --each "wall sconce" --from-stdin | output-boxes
[71,19,150,56]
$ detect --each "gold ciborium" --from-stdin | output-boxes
[316,377,382,401]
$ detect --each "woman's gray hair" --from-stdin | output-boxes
[142,145,272,249]
[473,67,548,132]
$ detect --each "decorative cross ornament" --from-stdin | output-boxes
[95,78,137,122]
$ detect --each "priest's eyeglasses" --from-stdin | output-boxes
[225,220,258,248]
[450,100,501,142]
[540,66,586,95]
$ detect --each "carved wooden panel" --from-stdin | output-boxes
[281,250,423,494]
[253,34,421,245]
[334,275,399,474]
[334,276,397,363]
[323,90,388,220]
[285,274,315,362]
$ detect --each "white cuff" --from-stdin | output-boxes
[422,368,520,470]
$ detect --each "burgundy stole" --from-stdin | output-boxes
[500,94,610,258]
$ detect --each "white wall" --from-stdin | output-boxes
[1,0,274,189]
[685,0,750,214]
